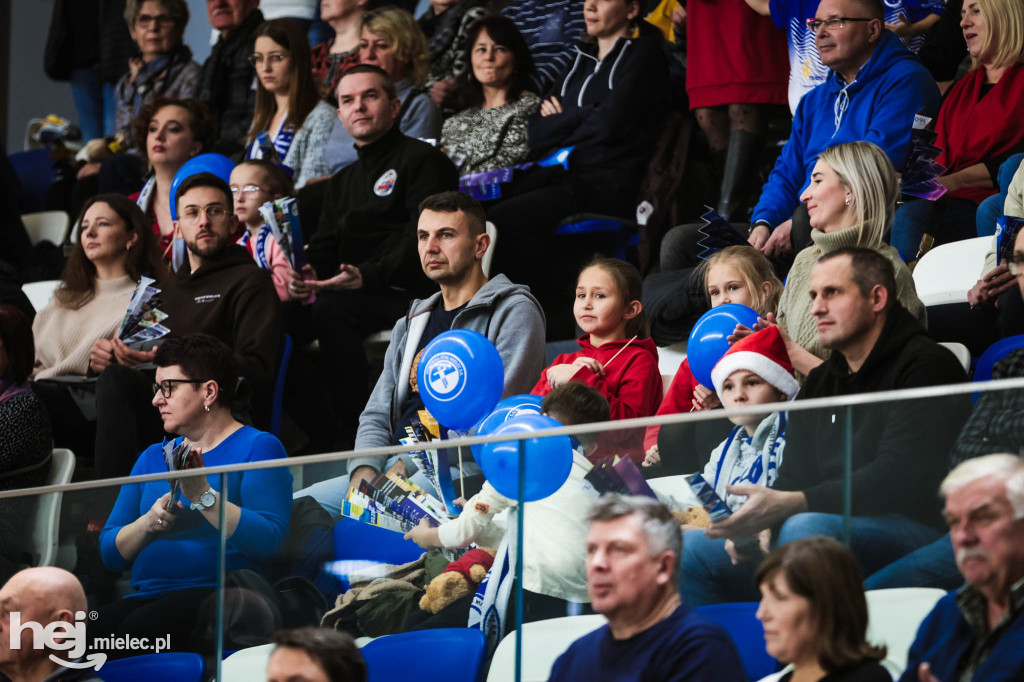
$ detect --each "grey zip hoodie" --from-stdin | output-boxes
[348,274,546,475]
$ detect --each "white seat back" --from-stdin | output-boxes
[21,211,70,246]
[21,280,61,312]
[939,342,971,372]
[913,237,992,307]
[221,643,274,681]
[866,587,946,674]
[26,448,75,567]
[487,615,607,682]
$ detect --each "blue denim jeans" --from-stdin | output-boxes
[976,154,1024,237]
[864,533,963,591]
[680,513,944,606]
[69,65,116,140]
[890,197,978,262]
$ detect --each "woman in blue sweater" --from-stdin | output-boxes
[94,333,292,656]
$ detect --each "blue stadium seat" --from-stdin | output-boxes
[695,602,779,681]
[972,333,1024,402]
[362,629,486,682]
[9,149,56,214]
[98,652,205,682]
[270,333,293,437]
[555,214,640,262]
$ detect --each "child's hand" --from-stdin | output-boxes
[547,358,604,388]
[642,445,660,467]
[403,518,439,549]
[691,384,720,411]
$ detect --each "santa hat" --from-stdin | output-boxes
[710,326,799,400]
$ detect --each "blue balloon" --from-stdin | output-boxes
[169,153,237,220]
[470,394,544,459]
[417,329,504,430]
[687,303,761,387]
[477,414,573,501]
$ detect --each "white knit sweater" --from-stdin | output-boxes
[31,276,137,379]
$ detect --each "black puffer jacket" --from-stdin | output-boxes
[198,9,264,156]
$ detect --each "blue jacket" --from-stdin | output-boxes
[898,591,1024,682]
[751,30,940,229]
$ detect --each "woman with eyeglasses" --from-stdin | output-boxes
[128,96,216,258]
[114,0,201,148]
[889,0,1024,263]
[246,18,331,170]
[30,195,166,461]
[94,333,291,658]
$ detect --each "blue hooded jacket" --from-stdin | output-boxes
[751,30,941,229]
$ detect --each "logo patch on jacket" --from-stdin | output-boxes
[374,169,397,196]
[474,502,489,514]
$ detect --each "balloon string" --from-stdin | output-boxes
[602,335,638,370]
[458,445,465,499]
[162,238,174,258]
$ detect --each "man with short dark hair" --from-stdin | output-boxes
[899,454,1024,682]
[681,247,971,605]
[0,568,101,682]
[197,0,264,155]
[91,172,283,478]
[296,190,545,513]
[286,66,459,437]
[549,494,745,681]
[266,627,366,682]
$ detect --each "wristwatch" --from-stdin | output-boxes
[190,488,217,511]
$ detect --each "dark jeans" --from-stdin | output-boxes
[310,288,411,434]
[891,197,978,263]
[927,285,1024,357]
[864,534,962,591]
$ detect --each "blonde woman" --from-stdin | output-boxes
[744,141,926,376]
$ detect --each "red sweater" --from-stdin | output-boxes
[643,357,701,452]
[936,63,1024,204]
[532,335,662,463]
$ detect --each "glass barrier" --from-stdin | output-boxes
[2,376,1023,681]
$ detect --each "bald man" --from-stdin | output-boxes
[0,567,102,682]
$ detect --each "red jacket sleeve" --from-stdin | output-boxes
[644,358,696,451]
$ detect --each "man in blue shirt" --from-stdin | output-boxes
[549,495,745,682]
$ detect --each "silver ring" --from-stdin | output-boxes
[158,518,163,526]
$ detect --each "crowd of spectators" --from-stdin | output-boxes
[3,0,1024,678]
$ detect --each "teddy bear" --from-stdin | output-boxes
[673,505,711,529]
[419,547,496,614]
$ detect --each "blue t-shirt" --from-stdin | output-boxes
[548,604,746,682]
[99,426,292,598]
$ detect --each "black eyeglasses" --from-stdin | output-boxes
[136,13,176,28]
[1009,255,1024,276]
[153,379,204,398]
[806,17,874,32]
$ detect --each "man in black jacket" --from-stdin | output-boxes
[681,247,971,605]
[287,65,458,436]
[89,173,283,479]
[197,0,263,156]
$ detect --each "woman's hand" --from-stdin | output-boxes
[539,96,563,117]
[430,79,458,107]
[691,384,720,411]
[968,264,1016,308]
[177,448,210,506]
[761,219,793,257]
[747,224,770,250]
[111,338,158,366]
[128,56,144,83]
[142,492,178,534]
[642,444,660,467]
[89,338,117,374]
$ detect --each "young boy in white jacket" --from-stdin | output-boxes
[404,382,609,623]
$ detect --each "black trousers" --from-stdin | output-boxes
[93,364,164,480]
[310,288,411,434]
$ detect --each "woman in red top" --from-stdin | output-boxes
[128,97,215,258]
[532,257,661,463]
[890,0,1024,261]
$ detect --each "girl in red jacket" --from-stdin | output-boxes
[643,246,781,467]
[531,257,661,463]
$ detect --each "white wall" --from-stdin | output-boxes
[5,0,212,152]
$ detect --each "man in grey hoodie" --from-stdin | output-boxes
[297,191,547,515]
